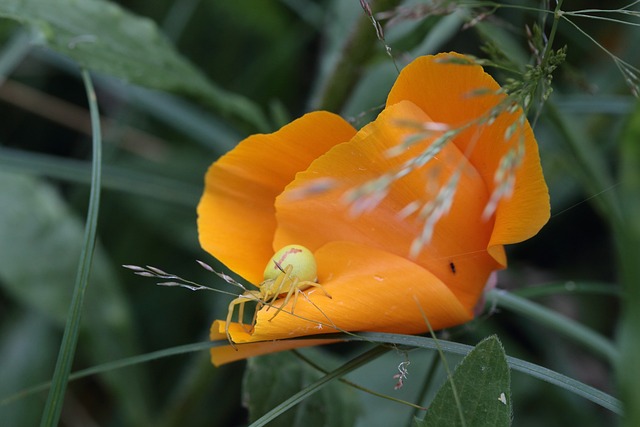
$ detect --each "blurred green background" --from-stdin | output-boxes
[0,0,637,426]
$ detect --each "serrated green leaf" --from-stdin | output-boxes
[243,350,358,427]
[416,336,511,427]
[0,0,268,131]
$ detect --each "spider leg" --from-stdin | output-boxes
[263,265,293,311]
[290,283,301,314]
[268,275,299,321]
[225,295,246,349]
[273,280,331,321]
[265,271,332,322]
[298,280,332,298]
[249,300,263,331]
[225,291,260,348]
[237,297,253,333]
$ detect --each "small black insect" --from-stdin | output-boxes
[449,262,456,274]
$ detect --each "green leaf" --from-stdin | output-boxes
[243,350,359,427]
[416,336,511,427]
[0,0,268,131]
[0,311,60,426]
[0,171,151,424]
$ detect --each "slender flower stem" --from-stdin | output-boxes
[544,0,564,64]
[39,68,102,427]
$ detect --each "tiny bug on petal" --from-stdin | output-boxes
[225,244,330,347]
[449,261,456,274]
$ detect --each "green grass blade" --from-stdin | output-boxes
[292,350,426,411]
[512,281,621,298]
[0,147,200,206]
[248,346,390,427]
[2,342,217,406]
[10,332,621,417]
[485,289,619,364]
[39,69,102,427]
[505,352,620,415]
[334,332,623,415]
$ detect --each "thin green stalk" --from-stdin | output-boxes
[513,281,621,299]
[339,332,622,414]
[486,289,619,364]
[3,342,217,406]
[8,332,621,415]
[291,349,426,411]
[542,0,564,66]
[39,68,102,427]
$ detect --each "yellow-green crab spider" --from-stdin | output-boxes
[225,244,331,347]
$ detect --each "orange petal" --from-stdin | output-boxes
[275,101,501,309]
[215,241,471,348]
[210,321,340,366]
[387,53,549,261]
[486,123,550,263]
[197,112,356,283]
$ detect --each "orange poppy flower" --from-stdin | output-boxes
[197,52,549,366]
